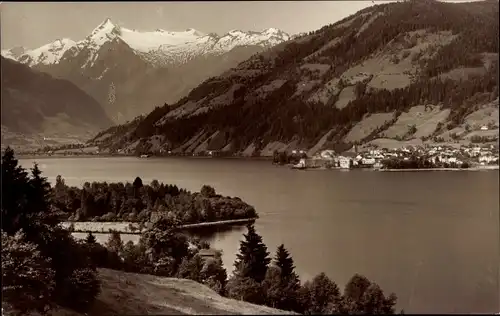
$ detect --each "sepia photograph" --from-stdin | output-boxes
[1,0,499,315]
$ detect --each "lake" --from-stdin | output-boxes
[19,156,499,314]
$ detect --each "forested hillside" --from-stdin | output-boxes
[1,57,112,137]
[92,0,499,156]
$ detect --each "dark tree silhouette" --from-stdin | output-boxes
[133,176,143,189]
[0,148,101,314]
[85,232,97,244]
[275,244,299,283]
[233,224,271,282]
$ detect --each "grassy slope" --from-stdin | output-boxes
[40,268,292,316]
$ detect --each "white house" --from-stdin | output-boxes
[361,158,376,165]
[338,156,351,169]
[479,155,497,163]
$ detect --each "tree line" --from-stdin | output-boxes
[52,175,257,224]
[2,147,400,315]
[80,218,400,315]
[382,156,470,169]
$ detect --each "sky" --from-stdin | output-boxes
[0,0,482,50]
[1,1,394,49]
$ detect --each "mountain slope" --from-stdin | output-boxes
[1,57,113,144]
[91,0,499,155]
[2,20,291,123]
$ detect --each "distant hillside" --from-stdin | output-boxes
[2,20,290,123]
[92,0,499,155]
[1,57,113,146]
[8,268,291,316]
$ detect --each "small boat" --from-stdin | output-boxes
[140,154,150,158]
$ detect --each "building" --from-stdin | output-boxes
[338,156,351,169]
[198,249,218,261]
[479,155,497,163]
[361,158,376,165]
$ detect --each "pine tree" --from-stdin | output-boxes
[28,163,57,226]
[85,232,97,244]
[1,147,30,235]
[275,244,298,283]
[233,224,270,282]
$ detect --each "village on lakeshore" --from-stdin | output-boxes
[279,143,500,171]
[13,140,500,172]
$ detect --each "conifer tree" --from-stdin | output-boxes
[233,224,270,282]
[275,244,299,284]
[85,232,97,244]
[1,147,30,235]
[29,163,52,212]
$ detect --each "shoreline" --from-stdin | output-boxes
[379,166,499,172]
[61,217,258,235]
[17,154,274,161]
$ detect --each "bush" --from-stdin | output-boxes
[1,231,56,315]
[201,257,228,295]
[57,268,101,312]
[177,255,205,282]
[226,276,265,305]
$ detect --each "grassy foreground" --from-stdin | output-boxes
[8,268,291,316]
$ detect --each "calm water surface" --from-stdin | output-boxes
[19,157,499,314]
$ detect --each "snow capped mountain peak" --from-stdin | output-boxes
[262,28,286,36]
[2,21,291,68]
[12,38,77,66]
[86,18,121,46]
[184,28,205,37]
[227,29,244,36]
[95,18,116,31]
[51,38,75,48]
[1,46,26,61]
[263,27,279,33]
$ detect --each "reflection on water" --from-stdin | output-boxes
[189,223,247,239]
[20,157,500,314]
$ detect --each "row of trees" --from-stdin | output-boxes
[82,219,228,294]
[272,150,307,165]
[52,175,257,224]
[382,156,470,169]
[83,221,400,315]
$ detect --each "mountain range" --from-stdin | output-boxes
[2,19,291,124]
[89,0,499,157]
